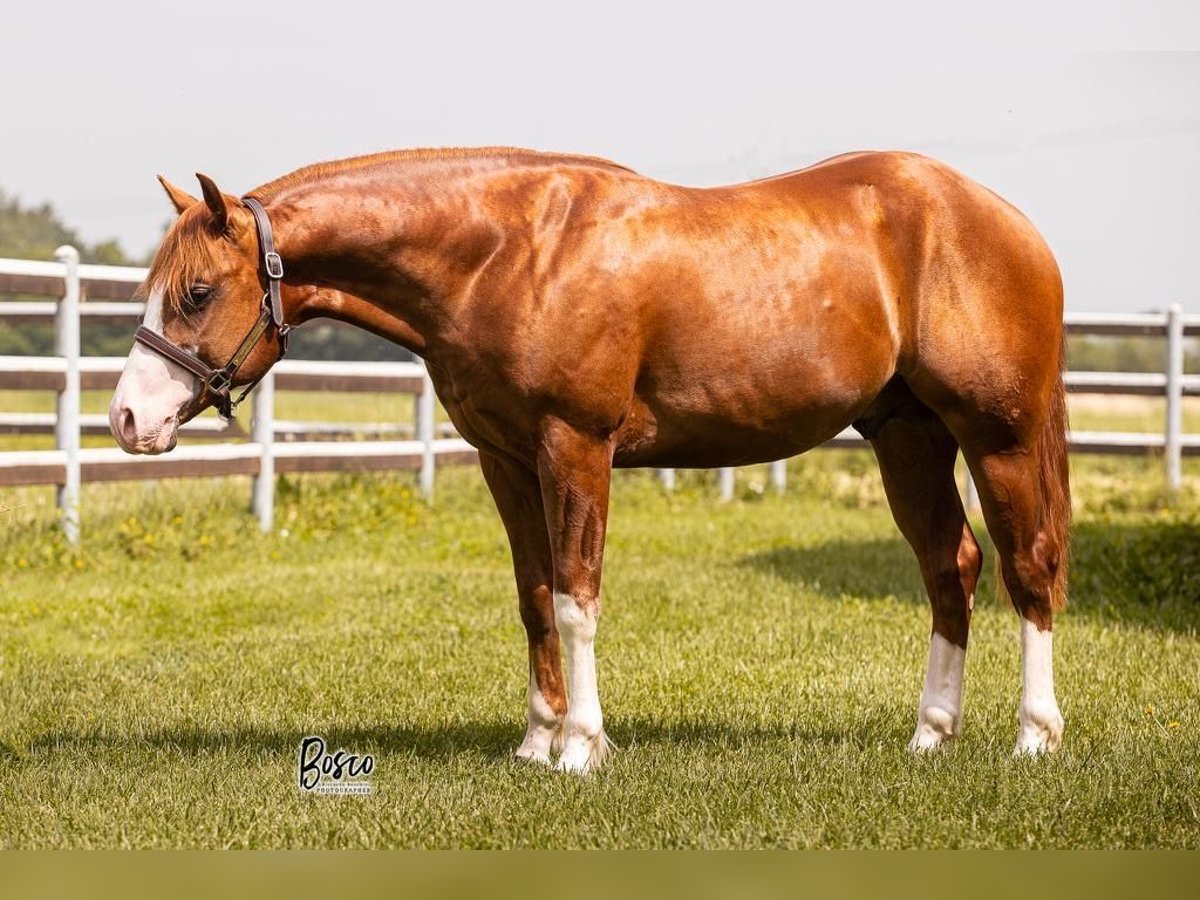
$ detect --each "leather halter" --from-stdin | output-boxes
[133,197,291,420]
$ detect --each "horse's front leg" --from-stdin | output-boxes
[537,421,615,774]
[479,451,566,765]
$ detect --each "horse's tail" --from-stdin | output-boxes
[1038,337,1072,611]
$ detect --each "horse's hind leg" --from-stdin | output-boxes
[920,343,1071,754]
[859,386,983,750]
[959,431,1068,755]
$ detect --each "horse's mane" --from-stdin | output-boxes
[141,147,635,310]
[138,203,222,310]
[250,146,635,200]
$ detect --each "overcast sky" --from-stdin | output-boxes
[2,1,1198,313]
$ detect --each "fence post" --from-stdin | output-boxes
[718,466,735,501]
[54,245,81,544]
[768,459,787,494]
[1165,302,1183,495]
[964,469,980,513]
[417,362,436,499]
[658,468,676,491]
[251,370,276,531]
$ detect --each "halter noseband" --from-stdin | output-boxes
[133,196,291,420]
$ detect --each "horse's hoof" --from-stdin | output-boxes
[554,730,614,775]
[908,728,954,753]
[1013,702,1064,755]
[515,721,562,766]
[514,746,553,766]
[907,706,959,752]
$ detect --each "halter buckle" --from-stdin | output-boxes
[264,251,284,280]
[206,369,233,395]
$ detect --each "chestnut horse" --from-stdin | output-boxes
[109,148,1070,772]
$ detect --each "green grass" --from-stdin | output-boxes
[1068,395,1200,434]
[1,449,1197,848]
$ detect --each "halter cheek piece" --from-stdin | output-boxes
[133,197,291,420]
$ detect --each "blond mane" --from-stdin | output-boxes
[250,146,635,200]
[142,147,635,309]
[138,203,223,310]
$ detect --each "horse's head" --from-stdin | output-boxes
[110,174,288,454]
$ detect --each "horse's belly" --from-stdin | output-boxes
[609,255,898,467]
[614,412,853,468]
[613,367,879,469]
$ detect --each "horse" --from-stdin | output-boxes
[108,147,1070,772]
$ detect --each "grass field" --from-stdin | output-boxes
[1,438,1197,848]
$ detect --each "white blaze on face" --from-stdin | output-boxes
[553,591,612,773]
[108,290,197,454]
[1015,618,1065,754]
[909,631,966,751]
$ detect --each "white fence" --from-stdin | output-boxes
[1,250,1197,542]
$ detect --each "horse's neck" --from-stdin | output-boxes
[271,168,510,357]
[293,288,427,355]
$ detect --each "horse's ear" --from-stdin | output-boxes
[195,173,229,231]
[157,175,197,215]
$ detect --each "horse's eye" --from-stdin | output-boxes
[185,284,213,309]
